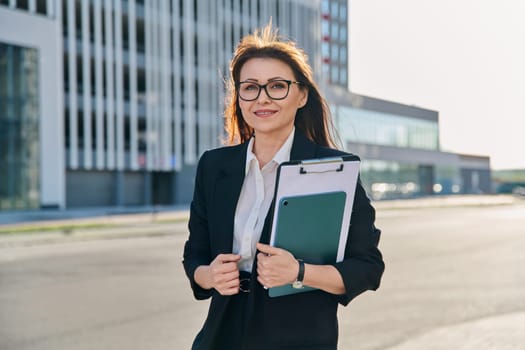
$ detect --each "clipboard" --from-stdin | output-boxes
[268,156,360,297]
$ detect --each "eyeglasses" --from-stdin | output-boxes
[237,79,301,101]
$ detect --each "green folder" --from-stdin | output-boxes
[268,191,347,297]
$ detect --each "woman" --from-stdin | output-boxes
[183,24,384,350]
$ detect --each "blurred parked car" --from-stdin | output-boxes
[496,182,525,194]
[512,186,525,196]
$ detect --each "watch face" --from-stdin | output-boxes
[292,280,304,289]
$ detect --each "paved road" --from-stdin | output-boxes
[0,203,524,349]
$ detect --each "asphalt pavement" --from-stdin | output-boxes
[1,194,524,349]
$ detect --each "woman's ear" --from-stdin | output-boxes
[298,88,308,108]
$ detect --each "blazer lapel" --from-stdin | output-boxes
[211,144,248,254]
[196,145,248,350]
[290,128,319,161]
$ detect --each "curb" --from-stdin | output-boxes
[0,220,189,248]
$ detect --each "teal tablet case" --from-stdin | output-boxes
[268,191,347,297]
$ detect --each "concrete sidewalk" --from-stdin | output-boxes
[0,209,190,248]
[0,204,190,225]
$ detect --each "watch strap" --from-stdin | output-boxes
[296,259,305,282]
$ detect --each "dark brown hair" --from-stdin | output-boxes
[224,23,339,148]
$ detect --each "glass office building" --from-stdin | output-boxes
[337,106,439,151]
[328,88,491,199]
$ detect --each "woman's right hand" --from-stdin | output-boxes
[195,254,241,295]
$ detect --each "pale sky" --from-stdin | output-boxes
[349,0,525,170]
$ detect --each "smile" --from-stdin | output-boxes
[254,110,278,117]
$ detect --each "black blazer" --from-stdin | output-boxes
[183,129,384,350]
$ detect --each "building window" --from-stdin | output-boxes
[321,21,329,36]
[340,26,347,41]
[321,0,330,14]
[331,22,339,41]
[331,45,339,62]
[0,43,40,210]
[322,42,330,57]
[330,1,339,18]
[340,67,347,84]
[340,4,347,20]
[331,65,339,83]
[340,46,347,63]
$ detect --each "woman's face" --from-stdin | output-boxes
[238,58,307,141]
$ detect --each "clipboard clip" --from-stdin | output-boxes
[299,157,344,174]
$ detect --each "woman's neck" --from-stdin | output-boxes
[252,130,291,168]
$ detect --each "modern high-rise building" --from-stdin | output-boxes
[0,0,491,212]
[320,0,348,87]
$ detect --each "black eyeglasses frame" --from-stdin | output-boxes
[237,79,302,102]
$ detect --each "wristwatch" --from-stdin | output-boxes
[292,259,305,289]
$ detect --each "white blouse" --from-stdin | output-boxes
[232,128,295,272]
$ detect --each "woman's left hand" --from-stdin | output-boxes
[256,243,299,288]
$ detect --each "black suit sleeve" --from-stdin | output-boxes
[183,151,214,300]
[332,178,385,306]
